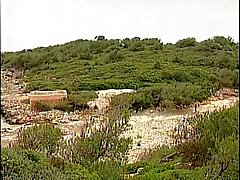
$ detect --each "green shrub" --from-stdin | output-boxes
[175,37,197,48]
[1,148,65,180]
[16,123,63,157]
[175,106,238,178]
[68,91,97,111]
[64,164,100,180]
[35,101,52,111]
[90,160,124,180]
[136,168,207,180]
[54,101,73,112]
[58,98,132,168]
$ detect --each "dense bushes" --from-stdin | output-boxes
[175,37,197,48]
[124,146,208,179]
[67,91,97,110]
[1,98,132,179]
[110,82,213,112]
[1,147,102,180]
[175,105,239,178]
[64,164,101,180]
[124,106,238,179]
[34,101,52,111]
[1,148,66,179]
[53,91,98,112]
[1,36,238,101]
[1,105,238,179]
[16,123,63,157]
[1,36,238,179]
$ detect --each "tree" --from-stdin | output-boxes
[213,36,233,47]
[128,41,144,51]
[95,35,105,41]
[175,37,197,48]
[219,68,236,88]
[131,37,141,41]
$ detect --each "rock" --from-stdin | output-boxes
[137,141,141,147]
[9,118,17,124]
[1,128,7,133]
[137,167,144,174]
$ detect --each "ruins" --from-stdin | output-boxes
[29,90,68,107]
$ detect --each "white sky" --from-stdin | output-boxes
[1,0,239,52]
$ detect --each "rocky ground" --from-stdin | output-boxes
[122,90,238,163]
[87,89,135,112]
[1,69,134,146]
[1,69,86,145]
[1,69,238,164]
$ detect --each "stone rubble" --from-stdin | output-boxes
[1,69,134,147]
[1,69,91,146]
[1,69,85,125]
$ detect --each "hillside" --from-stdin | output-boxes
[1,36,238,90]
[1,36,239,179]
[1,36,238,111]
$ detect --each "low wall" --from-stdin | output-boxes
[29,94,67,107]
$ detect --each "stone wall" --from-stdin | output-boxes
[29,91,67,107]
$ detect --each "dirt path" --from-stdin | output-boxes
[1,85,238,163]
[122,95,238,164]
[87,89,134,111]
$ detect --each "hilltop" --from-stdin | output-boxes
[1,36,238,90]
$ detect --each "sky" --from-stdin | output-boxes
[1,0,239,52]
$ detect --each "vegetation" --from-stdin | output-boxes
[2,98,132,179]
[34,101,52,111]
[2,103,238,179]
[33,91,98,112]
[1,148,66,180]
[177,106,238,173]
[16,123,63,157]
[124,105,238,179]
[1,36,238,179]
[53,91,98,112]
[127,82,213,111]
[1,36,238,110]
